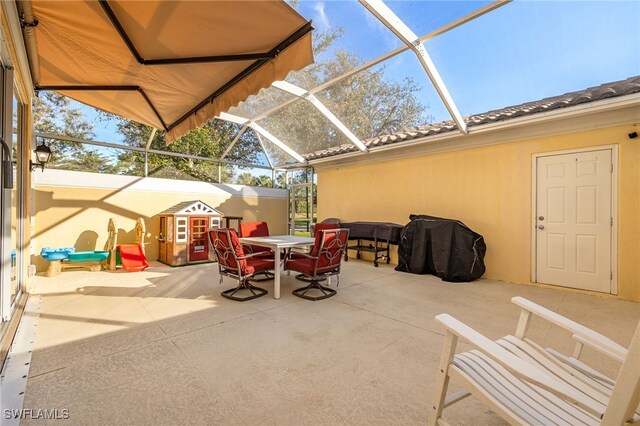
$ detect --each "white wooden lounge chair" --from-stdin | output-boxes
[429,297,640,425]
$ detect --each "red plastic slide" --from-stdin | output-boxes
[117,244,149,272]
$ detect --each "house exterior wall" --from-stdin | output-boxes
[317,124,640,301]
[33,170,288,271]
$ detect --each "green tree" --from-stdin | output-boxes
[33,92,116,171]
[53,150,119,174]
[234,172,273,187]
[239,28,429,166]
[108,14,429,180]
[235,172,255,186]
[112,117,262,182]
[252,174,273,187]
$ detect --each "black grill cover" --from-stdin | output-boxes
[395,215,486,282]
[341,221,402,243]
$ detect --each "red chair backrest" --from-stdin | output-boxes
[240,221,270,238]
[209,228,247,274]
[314,223,338,235]
[312,229,349,273]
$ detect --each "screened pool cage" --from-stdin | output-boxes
[29,0,631,187]
[31,1,518,184]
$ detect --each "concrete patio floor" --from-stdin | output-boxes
[15,260,640,425]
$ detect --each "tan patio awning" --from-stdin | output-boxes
[19,0,313,142]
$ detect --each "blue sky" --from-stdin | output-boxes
[86,0,640,146]
[295,0,640,121]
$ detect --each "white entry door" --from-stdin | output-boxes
[535,149,612,293]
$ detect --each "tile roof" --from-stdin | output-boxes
[159,200,219,215]
[304,76,640,161]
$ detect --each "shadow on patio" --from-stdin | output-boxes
[18,261,640,425]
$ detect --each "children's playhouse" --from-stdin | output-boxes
[157,200,223,266]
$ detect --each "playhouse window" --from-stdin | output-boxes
[176,218,187,243]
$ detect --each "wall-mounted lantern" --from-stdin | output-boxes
[30,141,52,172]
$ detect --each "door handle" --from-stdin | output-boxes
[538,216,544,221]
[538,225,545,230]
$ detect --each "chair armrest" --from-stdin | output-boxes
[238,251,273,260]
[571,334,626,363]
[435,313,605,416]
[511,297,627,362]
[242,244,273,255]
[291,252,317,260]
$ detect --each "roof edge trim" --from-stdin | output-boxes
[308,93,640,169]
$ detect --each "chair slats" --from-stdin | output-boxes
[498,336,611,402]
[545,347,616,388]
[430,298,640,425]
[472,350,599,425]
[460,352,586,425]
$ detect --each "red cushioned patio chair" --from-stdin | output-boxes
[239,221,274,257]
[288,222,339,262]
[208,228,273,302]
[284,228,349,301]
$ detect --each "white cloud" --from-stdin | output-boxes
[313,2,331,30]
[360,5,401,49]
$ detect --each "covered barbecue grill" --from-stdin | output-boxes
[395,215,486,282]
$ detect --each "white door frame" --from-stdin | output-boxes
[531,145,618,294]
[0,66,13,320]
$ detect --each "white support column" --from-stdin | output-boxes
[272,80,368,152]
[359,0,468,134]
[217,112,306,164]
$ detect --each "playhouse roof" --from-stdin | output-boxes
[159,200,222,216]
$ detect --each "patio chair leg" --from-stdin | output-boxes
[292,280,337,301]
[250,271,274,282]
[294,273,327,283]
[428,331,459,426]
[221,279,268,302]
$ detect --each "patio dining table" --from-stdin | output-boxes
[238,235,315,299]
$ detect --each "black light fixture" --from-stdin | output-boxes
[30,140,52,172]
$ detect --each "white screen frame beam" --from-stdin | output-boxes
[250,1,508,125]
[34,131,273,170]
[218,112,306,164]
[255,133,274,170]
[220,124,249,160]
[359,0,468,133]
[271,80,368,152]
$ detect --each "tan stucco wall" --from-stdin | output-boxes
[34,172,288,272]
[317,124,640,301]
